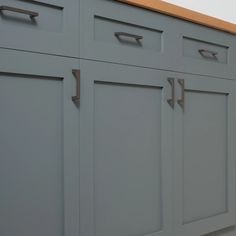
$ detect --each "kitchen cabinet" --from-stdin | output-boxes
[1,0,236,236]
[79,60,173,236]
[0,49,80,236]
[78,60,236,236]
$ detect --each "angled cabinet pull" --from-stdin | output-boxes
[0,5,39,18]
[72,69,80,104]
[177,79,185,110]
[167,78,175,109]
[114,32,143,42]
[198,49,218,60]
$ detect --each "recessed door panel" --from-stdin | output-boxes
[183,91,227,224]
[0,74,63,236]
[94,82,162,236]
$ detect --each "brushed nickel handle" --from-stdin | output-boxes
[0,5,38,18]
[177,79,185,110]
[198,49,218,60]
[114,32,143,41]
[72,69,80,103]
[167,78,175,109]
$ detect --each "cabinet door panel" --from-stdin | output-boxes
[0,50,79,236]
[95,82,162,236]
[79,61,173,236]
[183,91,227,223]
[174,76,236,236]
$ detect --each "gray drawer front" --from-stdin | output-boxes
[183,37,228,64]
[95,16,162,52]
[80,0,178,70]
[178,18,236,79]
[0,0,79,57]
[80,0,236,78]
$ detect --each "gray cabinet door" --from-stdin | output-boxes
[0,49,80,236]
[79,61,173,236]
[173,75,236,236]
[0,0,79,57]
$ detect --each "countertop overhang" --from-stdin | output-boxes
[118,0,236,35]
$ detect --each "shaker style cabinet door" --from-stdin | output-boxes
[79,61,174,236]
[0,0,79,57]
[173,75,236,236]
[0,49,80,236]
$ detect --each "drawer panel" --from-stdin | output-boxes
[177,17,236,78]
[0,0,79,57]
[183,37,228,64]
[94,16,162,52]
[80,0,176,70]
[80,0,236,78]
[0,3,63,32]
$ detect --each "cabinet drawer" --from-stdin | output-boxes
[0,0,79,57]
[80,0,176,70]
[183,37,228,64]
[94,16,162,52]
[178,19,236,78]
[81,0,236,77]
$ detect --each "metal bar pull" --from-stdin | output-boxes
[114,32,143,41]
[198,49,218,60]
[72,69,80,103]
[177,79,185,110]
[167,78,175,109]
[0,5,39,18]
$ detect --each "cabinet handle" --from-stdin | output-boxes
[167,78,175,109]
[114,32,143,41]
[0,5,39,18]
[177,79,185,110]
[72,69,80,103]
[198,49,218,60]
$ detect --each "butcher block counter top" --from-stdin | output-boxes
[118,0,236,35]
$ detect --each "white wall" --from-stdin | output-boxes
[163,0,236,24]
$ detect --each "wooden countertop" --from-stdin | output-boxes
[118,0,236,35]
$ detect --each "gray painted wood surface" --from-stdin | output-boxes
[0,0,79,57]
[80,0,236,79]
[79,60,173,236]
[0,49,80,236]
[2,0,236,235]
[172,73,236,236]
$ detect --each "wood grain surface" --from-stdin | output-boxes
[118,0,236,35]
